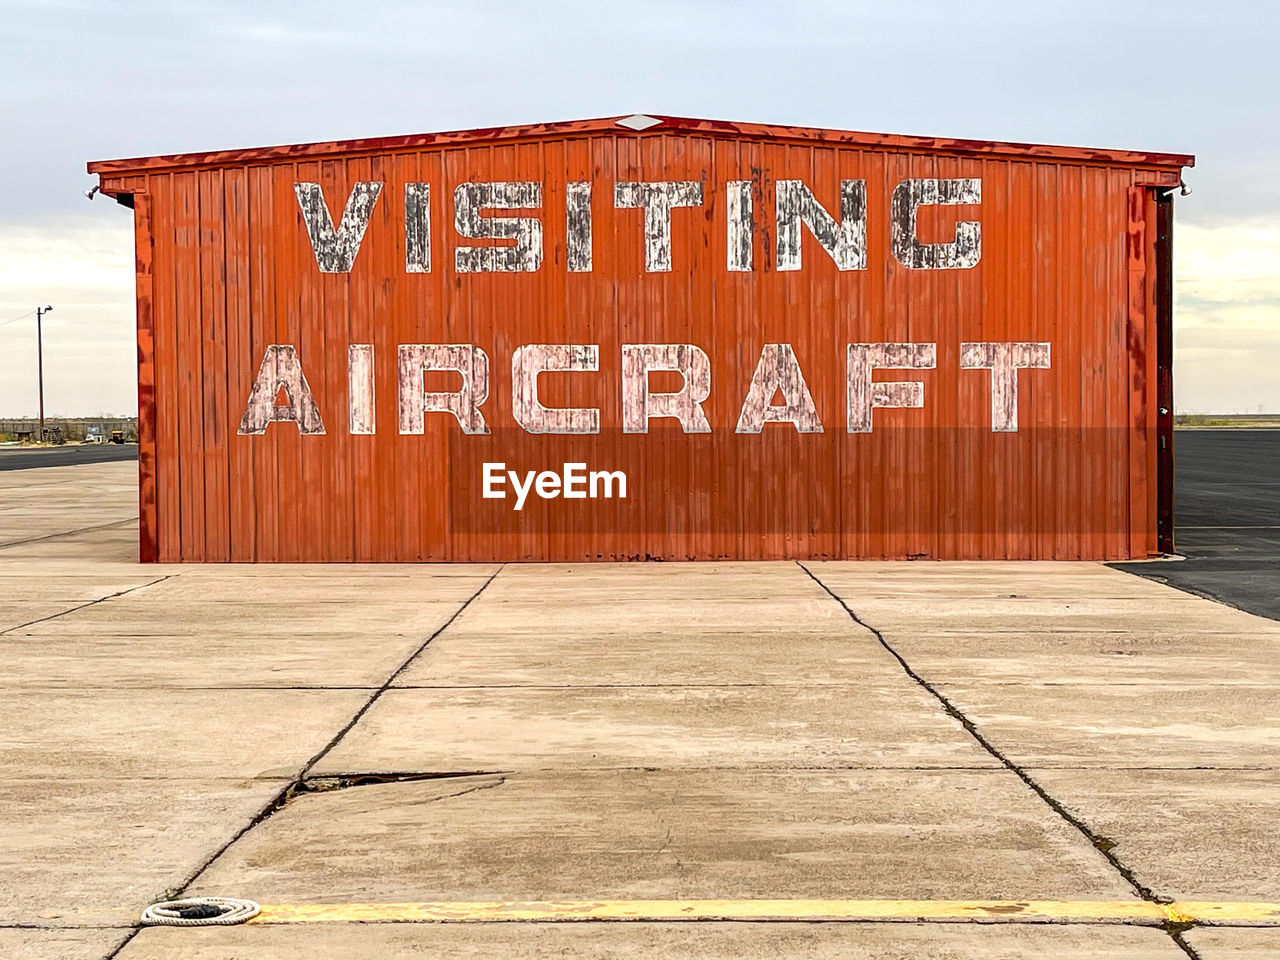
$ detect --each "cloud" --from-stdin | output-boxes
[1173,221,1280,412]
[1177,222,1280,305]
[0,218,137,417]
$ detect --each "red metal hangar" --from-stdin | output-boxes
[88,114,1192,562]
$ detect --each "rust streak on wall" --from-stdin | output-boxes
[132,192,158,562]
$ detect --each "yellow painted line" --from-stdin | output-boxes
[1172,901,1280,923]
[245,899,1280,925]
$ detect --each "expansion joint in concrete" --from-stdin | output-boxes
[104,565,507,959]
[0,575,176,637]
[0,516,139,551]
[795,561,1202,960]
[294,563,507,781]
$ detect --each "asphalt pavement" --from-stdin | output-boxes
[0,443,138,471]
[1112,429,1280,620]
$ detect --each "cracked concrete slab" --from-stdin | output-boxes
[850,595,1267,633]
[0,461,137,549]
[1028,768,1280,900]
[480,562,823,602]
[803,560,1186,599]
[0,601,90,632]
[6,464,1276,960]
[0,777,285,927]
[13,598,467,638]
[0,523,140,562]
[865,629,1280,687]
[114,921,1187,960]
[1186,927,1280,958]
[403,628,910,686]
[174,563,501,577]
[188,770,1136,903]
[0,517,135,549]
[803,561,1274,637]
[151,574,495,604]
[0,556,157,578]
[0,565,493,686]
[0,928,130,960]
[314,683,999,773]
[932,681,1280,767]
[0,513,135,545]
[442,596,854,635]
[496,561,806,578]
[0,689,370,779]
[0,576,163,603]
[3,631,427,689]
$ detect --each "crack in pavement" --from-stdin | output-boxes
[92,561,1218,957]
[293,771,509,797]
[103,564,507,958]
[0,517,139,550]
[293,564,507,781]
[796,561,1204,960]
[0,576,176,636]
[405,774,507,805]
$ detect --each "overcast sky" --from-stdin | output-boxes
[0,0,1275,415]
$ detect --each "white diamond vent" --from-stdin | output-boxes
[616,114,662,131]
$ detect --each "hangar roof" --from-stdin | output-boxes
[88,114,1194,177]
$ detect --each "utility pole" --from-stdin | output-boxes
[36,305,52,442]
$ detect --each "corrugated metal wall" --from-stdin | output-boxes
[98,124,1180,562]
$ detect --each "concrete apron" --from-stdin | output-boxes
[116,923,1189,959]
[3,463,1279,960]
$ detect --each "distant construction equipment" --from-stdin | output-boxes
[0,417,137,444]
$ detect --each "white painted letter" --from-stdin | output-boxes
[566,181,592,272]
[348,344,375,435]
[293,181,382,273]
[512,345,600,434]
[621,344,712,434]
[775,180,866,271]
[405,182,430,273]
[735,344,823,434]
[726,180,753,272]
[614,181,703,272]
[890,178,982,269]
[961,341,1050,432]
[454,182,543,273]
[238,345,326,435]
[846,342,937,433]
[397,344,490,435]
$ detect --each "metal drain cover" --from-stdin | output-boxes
[140,897,260,926]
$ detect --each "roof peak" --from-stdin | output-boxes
[88,114,1194,177]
